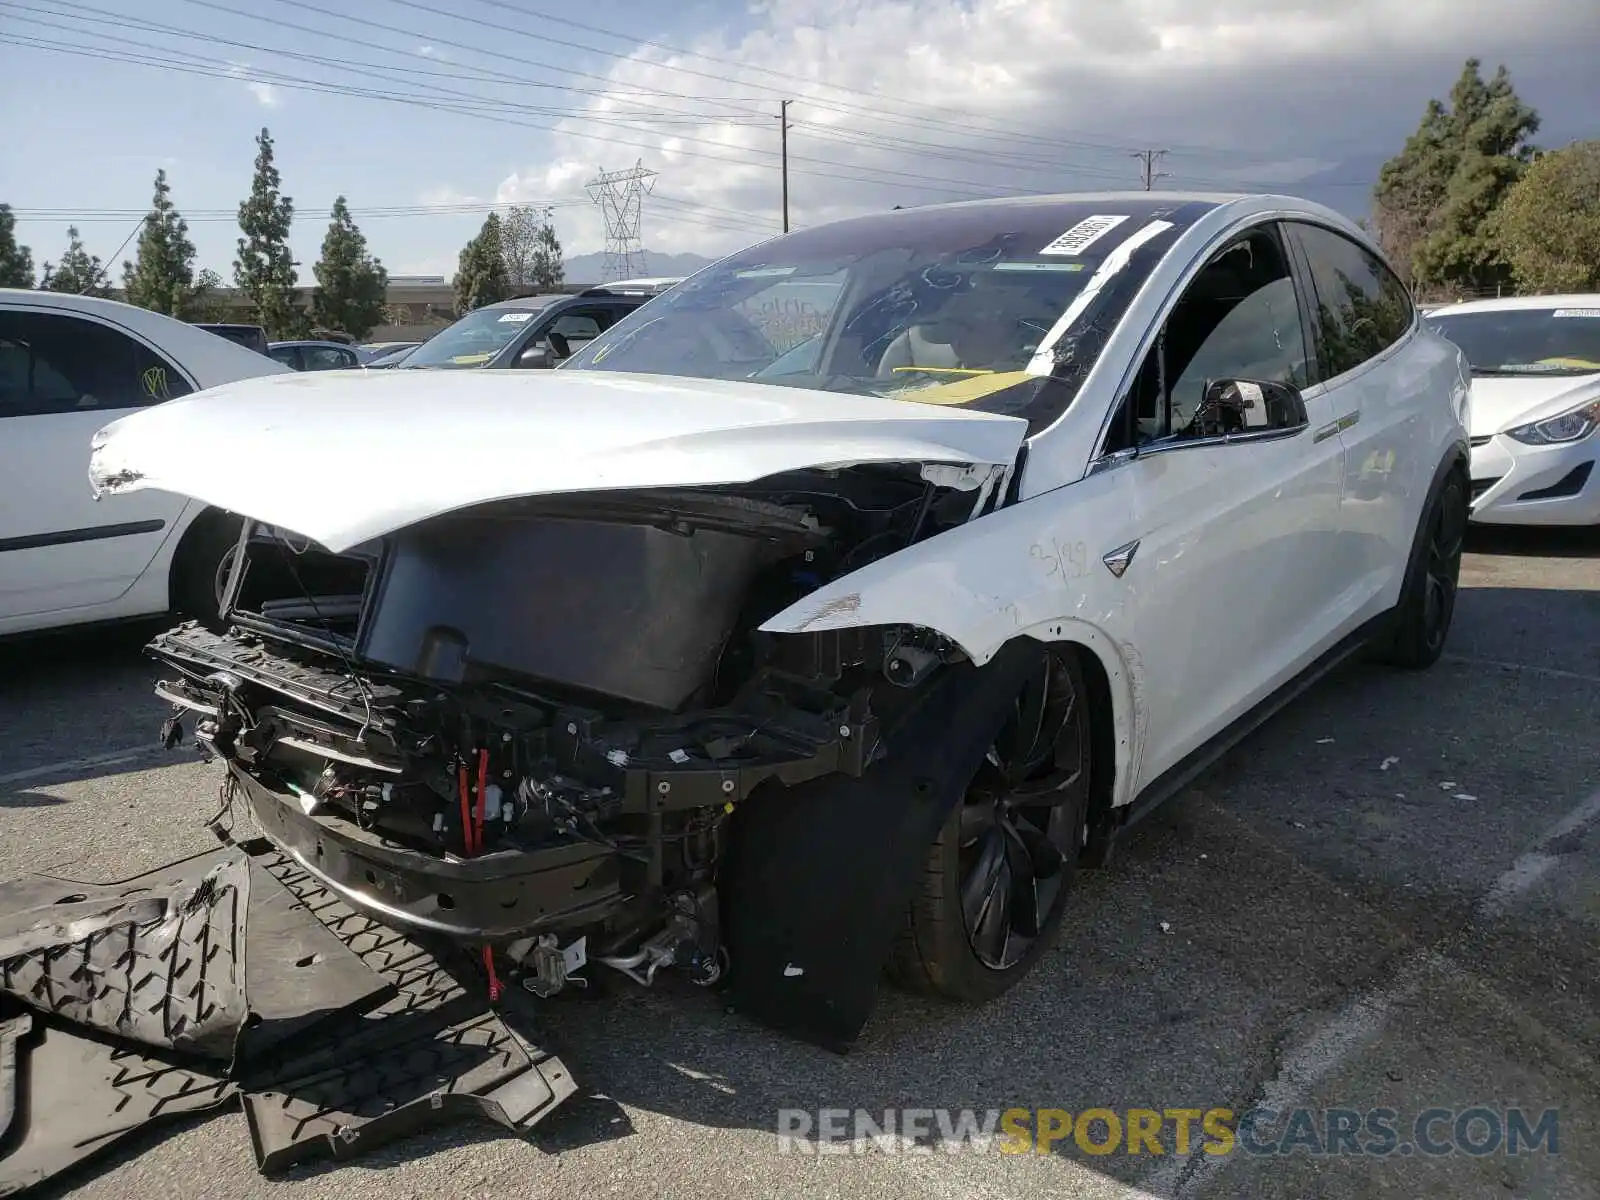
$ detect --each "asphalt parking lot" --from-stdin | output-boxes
[2,525,1597,1200]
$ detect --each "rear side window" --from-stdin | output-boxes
[304,346,356,370]
[0,310,194,417]
[1287,223,1414,380]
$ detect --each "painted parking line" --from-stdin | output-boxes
[0,743,171,788]
[1134,784,1600,1199]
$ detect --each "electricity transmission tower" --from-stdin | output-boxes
[1132,148,1171,190]
[586,161,657,281]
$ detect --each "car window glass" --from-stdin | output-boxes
[731,273,848,356]
[546,310,609,352]
[1104,226,1309,452]
[0,310,193,417]
[304,346,353,370]
[1290,222,1413,380]
[268,345,299,368]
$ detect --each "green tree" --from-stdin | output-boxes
[0,205,34,288]
[501,205,565,290]
[122,168,212,317]
[1373,59,1539,295]
[40,226,111,296]
[311,196,389,338]
[1491,140,1600,293]
[452,212,510,313]
[234,127,305,337]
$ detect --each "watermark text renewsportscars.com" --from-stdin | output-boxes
[775,1106,1559,1158]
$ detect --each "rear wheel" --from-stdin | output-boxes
[1379,471,1467,670]
[887,646,1091,1003]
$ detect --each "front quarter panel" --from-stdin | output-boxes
[759,476,1146,809]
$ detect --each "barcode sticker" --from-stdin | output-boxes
[1039,214,1130,256]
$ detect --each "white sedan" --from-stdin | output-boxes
[1424,295,1600,525]
[0,289,289,637]
[89,192,1468,1047]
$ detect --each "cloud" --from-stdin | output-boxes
[417,45,437,58]
[246,81,282,109]
[419,185,482,208]
[224,61,283,108]
[469,0,1596,259]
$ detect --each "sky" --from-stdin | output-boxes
[1,0,1596,280]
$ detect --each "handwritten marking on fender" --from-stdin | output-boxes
[1030,538,1089,580]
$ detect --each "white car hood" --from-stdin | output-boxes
[87,368,1028,553]
[1469,372,1600,437]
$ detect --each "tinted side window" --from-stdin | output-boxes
[268,345,301,369]
[1290,223,1414,380]
[0,311,194,417]
[304,346,355,370]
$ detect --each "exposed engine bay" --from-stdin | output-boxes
[149,462,1010,1003]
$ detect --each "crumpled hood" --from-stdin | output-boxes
[1469,372,1600,437]
[87,368,1028,553]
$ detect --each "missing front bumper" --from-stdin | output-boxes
[230,766,626,941]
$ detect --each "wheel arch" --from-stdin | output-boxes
[165,504,242,609]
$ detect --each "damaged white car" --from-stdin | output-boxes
[87,193,1470,1050]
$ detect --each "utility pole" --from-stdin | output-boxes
[779,100,791,233]
[1132,148,1171,191]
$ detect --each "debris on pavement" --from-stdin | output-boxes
[0,840,577,1194]
[1380,756,1400,771]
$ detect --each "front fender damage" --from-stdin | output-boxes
[721,638,1044,1052]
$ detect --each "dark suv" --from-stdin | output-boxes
[396,282,678,371]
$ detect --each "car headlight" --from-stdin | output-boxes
[1504,398,1600,445]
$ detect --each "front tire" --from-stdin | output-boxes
[1379,470,1467,670]
[170,513,241,628]
[887,646,1091,1003]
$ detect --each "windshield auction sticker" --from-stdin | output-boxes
[1552,309,1600,318]
[1039,214,1130,256]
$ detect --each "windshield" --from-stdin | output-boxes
[401,302,555,369]
[561,199,1216,430]
[1427,306,1600,376]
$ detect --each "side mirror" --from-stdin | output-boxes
[1197,378,1308,438]
[517,344,554,369]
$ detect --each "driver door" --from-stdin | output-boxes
[1088,221,1349,781]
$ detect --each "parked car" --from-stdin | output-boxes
[0,289,290,637]
[1424,295,1600,525]
[267,339,365,372]
[396,283,679,371]
[88,193,1468,1050]
[193,321,271,356]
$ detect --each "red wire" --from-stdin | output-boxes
[457,761,476,856]
[482,944,503,1002]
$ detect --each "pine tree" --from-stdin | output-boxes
[311,196,389,339]
[529,212,564,290]
[234,127,305,337]
[122,169,209,317]
[0,205,34,288]
[452,212,511,314]
[1373,59,1539,294]
[40,226,110,296]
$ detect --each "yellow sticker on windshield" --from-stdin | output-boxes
[451,352,495,365]
[1536,357,1600,369]
[895,371,1035,407]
